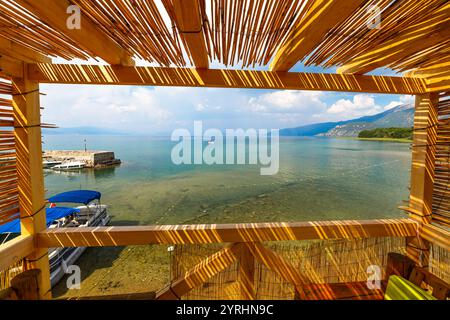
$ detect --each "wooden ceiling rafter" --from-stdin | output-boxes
[0,1,447,84]
[15,0,134,66]
[0,35,51,63]
[170,0,209,69]
[337,3,450,74]
[308,0,432,67]
[71,0,185,66]
[269,0,365,72]
[0,0,92,61]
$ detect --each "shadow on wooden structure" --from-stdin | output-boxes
[0,269,40,300]
[156,242,309,300]
[36,218,418,248]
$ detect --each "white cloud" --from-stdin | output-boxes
[383,95,413,110]
[196,103,206,111]
[328,94,378,115]
[41,85,171,133]
[325,94,413,120]
[248,90,326,114]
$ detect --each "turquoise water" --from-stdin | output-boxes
[43,135,411,225]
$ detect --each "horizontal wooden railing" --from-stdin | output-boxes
[0,218,421,300]
[0,218,418,274]
[420,223,450,251]
[35,218,418,248]
[0,235,33,272]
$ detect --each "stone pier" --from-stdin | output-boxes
[43,150,121,168]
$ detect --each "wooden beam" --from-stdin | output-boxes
[156,243,239,300]
[0,235,33,272]
[0,36,51,64]
[27,63,428,94]
[421,224,450,252]
[0,56,23,78]
[408,93,439,224]
[406,61,450,92]
[16,0,133,65]
[406,93,439,267]
[12,68,51,299]
[339,34,449,75]
[36,218,418,248]
[427,77,450,93]
[338,5,450,74]
[270,0,365,72]
[406,61,450,79]
[237,242,255,300]
[172,0,209,68]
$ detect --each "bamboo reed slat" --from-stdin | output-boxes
[433,93,450,227]
[1,0,445,74]
[174,237,407,300]
[0,78,18,228]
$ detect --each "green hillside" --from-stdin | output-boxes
[281,104,414,137]
[358,127,413,140]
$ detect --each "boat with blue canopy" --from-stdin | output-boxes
[0,207,80,234]
[47,190,110,287]
[48,190,101,205]
[0,190,110,288]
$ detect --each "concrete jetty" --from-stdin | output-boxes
[43,150,121,168]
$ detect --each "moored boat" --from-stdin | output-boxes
[52,161,85,171]
[43,160,62,169]
[0,190,110,288]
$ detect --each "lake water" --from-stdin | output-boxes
[43,135,412,225]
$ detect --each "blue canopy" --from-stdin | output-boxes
[48,190,101,205]
[0,207,80,234]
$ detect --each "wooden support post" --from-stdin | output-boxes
[10,269,41,300]
[237,243,255,300]
[12,65,51,299]
[407,93,439,267]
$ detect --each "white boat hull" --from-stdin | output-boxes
[49,204,110,288]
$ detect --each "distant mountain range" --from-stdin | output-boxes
[280,104,414,137]
[42,126,129,135]
[43,104,413,137]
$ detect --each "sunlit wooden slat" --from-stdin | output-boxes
[36,218,419,248]
[270,0,365,72]
[15,0,132,65]
[27,63,428,94]
[172,0,209,68]
[0,235,33,272]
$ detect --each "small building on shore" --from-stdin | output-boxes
[43,150,121,168]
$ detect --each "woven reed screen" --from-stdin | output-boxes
[430,243,450,284]
[0,259,23,291]
[433,92,450,227]
[171,238,407,300]
[0,77,19,227]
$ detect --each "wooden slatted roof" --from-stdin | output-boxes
[0,0,448,81]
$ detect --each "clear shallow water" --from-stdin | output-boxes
[43,135,411,225]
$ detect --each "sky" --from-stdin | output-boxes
[40,59,413,135]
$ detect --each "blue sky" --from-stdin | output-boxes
[41,59,412,135]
